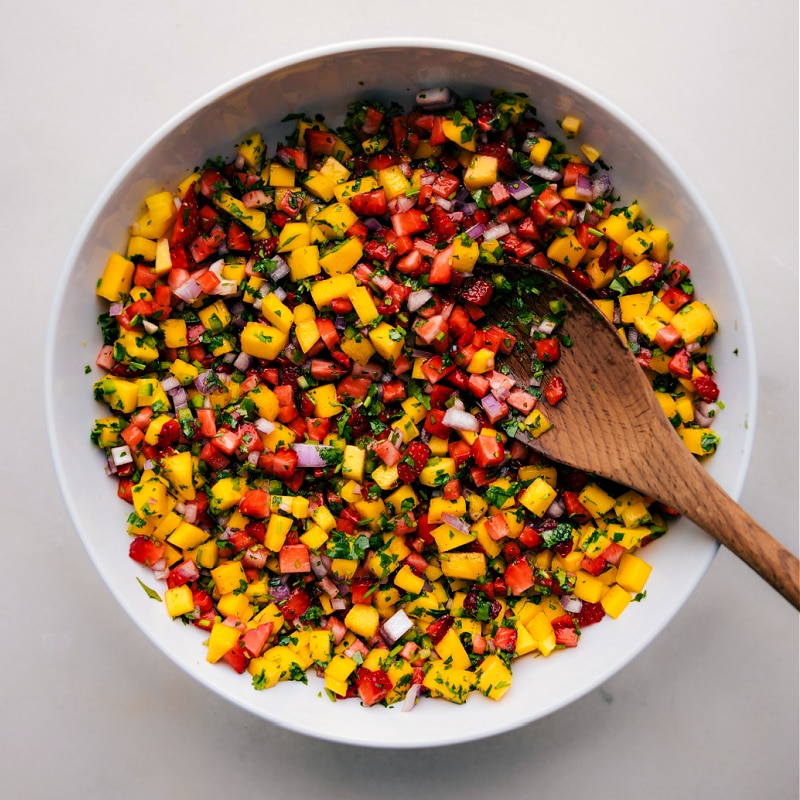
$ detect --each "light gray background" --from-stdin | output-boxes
[3,1,797,798]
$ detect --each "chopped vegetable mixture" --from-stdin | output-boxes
[91,88,722,707]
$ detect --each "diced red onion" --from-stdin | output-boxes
[506,180,534,200]
[574,174,594,201]
[480,392,505,420]
[173,277,203,303]
[441,513,471,536]
[433,196,454,212]
[170,386,188,410]
[330,597,347,612]
[194,370,214,394]
[407,289,433,313]
[528,164,562,181]
[270,258,290,281]
[465,222,485,240]
[268,581,291,604]
[183,503,198,525]
[537,318,558,335]
[151,559,169,581]
[110,445,132,467]
[253,418,275,435]
[292,443,333,468]
[233,352,252,372]
[561,595,583,614]
[272,286,288,301]
[415,86,455,110]
[160,375,180,393]
[108,302,123,317]
[401,683,422,712]
[482,222,510,241]
[546,498,565,518]
[142,319,158,334]
[389,194,416,214]
[380,609,413,645]
[442,407,480,432]
[592,174,612,199]
[310,554,331,579]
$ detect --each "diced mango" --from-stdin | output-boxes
[206,622,241,663]
[344,603,380,639]
[616,553,653,593]
[601,584,632,618]
[240,322,289,361]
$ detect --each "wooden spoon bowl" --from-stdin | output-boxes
[489,267,799,608]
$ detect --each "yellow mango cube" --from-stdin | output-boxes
[260,293,293,334]
[435,628,472,671]
[377,165,412,200]
[519,477,558,517]
[206,622,241,663]
[671,301,717,343]
[167,520,210,550]
[439,552,487,582]
[368,321,406,362]
[278,221,312,252]
[344,603,380,640]
[529,137,552,167]
[547,234,587,268]
[305,382,342,418]
[578,483,617,518]
[240,322,289,360]
[522,408,553,439]
[160,451,196,502]
[616,553,653,593]
[319,237,363,275]
[463,154,498,190]
[313,203,358,239]
[622,231,655,263]
[164,584,194,618]
[422,662,474,704]
[287,245,321,280]
[237,132,265,169]
[348,285,380,325]
[601,584,633,618]
[309,273,358,308]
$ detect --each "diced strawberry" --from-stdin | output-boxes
[461,278,494,306]
[355,668,393,707]
[426,614,454,645]
[493,626,517,652]
[128,536,166,567]
[397,441,431,485]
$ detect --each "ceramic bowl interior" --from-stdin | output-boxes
[45,39,756,748]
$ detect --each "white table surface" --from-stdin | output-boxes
[3,1,797,797]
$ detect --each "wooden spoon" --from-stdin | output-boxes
[489,267,799,609]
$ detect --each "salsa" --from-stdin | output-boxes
[90,88,721,707]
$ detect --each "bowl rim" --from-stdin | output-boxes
[44,36,757,748]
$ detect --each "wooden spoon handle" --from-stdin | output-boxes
[680,461,799,609]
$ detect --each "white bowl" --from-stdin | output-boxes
[45,38,756,748]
